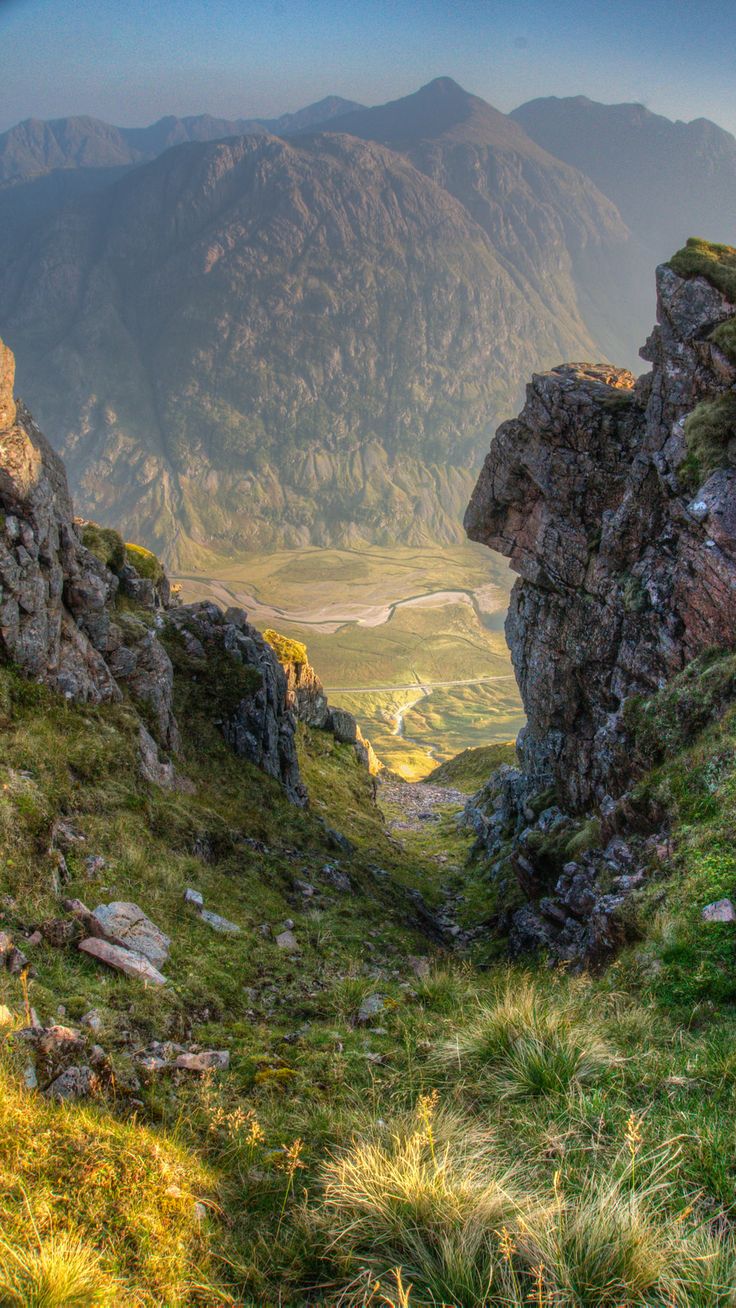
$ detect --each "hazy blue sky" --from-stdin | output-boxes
[2,0,736,135]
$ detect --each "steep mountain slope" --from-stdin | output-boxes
[0,120,610,563]
[326,77,651,365]
[512,96,736,259]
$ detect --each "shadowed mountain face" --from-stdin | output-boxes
[2,130,578,563]
[512,96,736,259]
[0,78,700,561]
[326,79,650,366]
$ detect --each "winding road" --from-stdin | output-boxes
[323,673,516,693]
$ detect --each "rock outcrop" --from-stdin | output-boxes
[465,252,736,959]
[467,261,736,811]
[274,641,381,776]
[0,339,307,803]
[167,603,307,806]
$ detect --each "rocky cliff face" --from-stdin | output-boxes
[465,249,736,959]
[0,338,308,802]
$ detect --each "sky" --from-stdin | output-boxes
[1,0,736,136]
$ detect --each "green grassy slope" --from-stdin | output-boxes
[2,650,736,1302]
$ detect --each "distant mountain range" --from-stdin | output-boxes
[512,96,736,261]
[0,78,734,563]
[0,97,364,182]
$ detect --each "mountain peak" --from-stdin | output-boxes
[315,76,532,151]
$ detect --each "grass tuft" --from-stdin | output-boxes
[0,1229,116,1307]
[435,977,616,1098]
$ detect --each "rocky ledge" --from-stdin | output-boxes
[465,250,736,961]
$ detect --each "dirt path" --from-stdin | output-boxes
[379,774,466,833]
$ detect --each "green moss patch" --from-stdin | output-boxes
[681,391,736,487]
[263,628,308,667]
[710,318,736,366]
[125,542,165,585]
[81,522,126,573]
[669,237,736,302]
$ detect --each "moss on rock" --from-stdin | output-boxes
[125,542,165,585]
[263,629,308,667]
[682,392,736,485]
[81,522,126,573]
[669,237,736,302]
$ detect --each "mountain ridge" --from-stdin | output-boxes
[0,96,364,183]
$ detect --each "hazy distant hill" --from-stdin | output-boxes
[0,97,363,182]
[2,127,578,563]
[512,96,736,257]
[325,78,650,366]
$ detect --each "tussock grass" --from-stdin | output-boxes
[319,1099,533,1305]
[319,1109,736,1307]
[435,977,617,1099]
[0,1230,114,1307]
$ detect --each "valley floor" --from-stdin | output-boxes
[173,544,525,778]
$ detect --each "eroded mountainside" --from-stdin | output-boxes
[465,239,736,960]
[0,79,642,563]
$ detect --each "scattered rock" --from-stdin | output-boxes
[137,724,177,790]
[321,863,352,893]
[5,946,27,978]
[84,855,106,879]
[41,917,81,948]
[408,956,431,979]
[91,902,170,967]
[275,929,298,952]
[81,1009,103,1032]
[356,993,386,1025]
[199,909,241,935]
[78,937,168,985]
[174,1050,229,1072]
[702,898,736,923]
[184,888,204,909]
[50,819,85,850]
[46,1066,98,1101]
